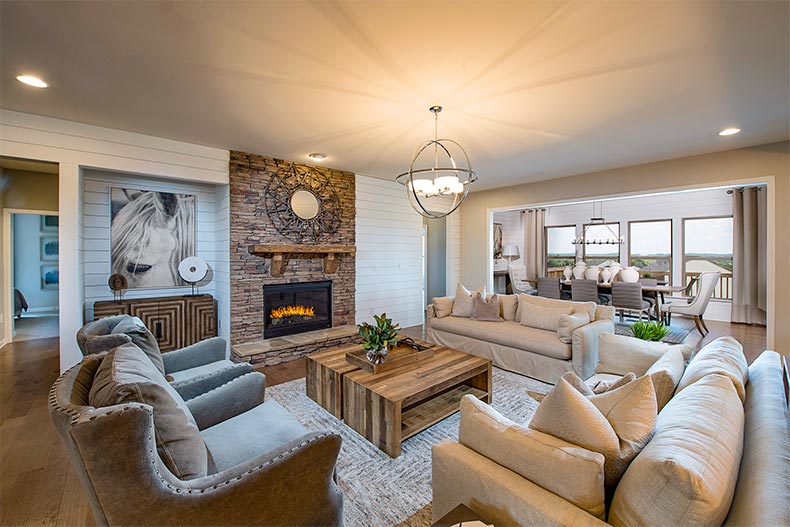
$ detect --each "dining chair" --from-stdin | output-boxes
[611,282,653,322]
[570,279,609,304]
[537,277,562,299]
[661,271,721,336]
[638,277,658,307]
[508,264,534,295]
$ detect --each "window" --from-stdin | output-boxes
[629,220,672,282]
[545,225,576,271]
[683,216,733,300]
[582,222,620,265]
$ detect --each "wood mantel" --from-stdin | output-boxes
[248,244,356,276]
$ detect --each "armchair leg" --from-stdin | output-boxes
[699,315,709,333]
[693,316,706,336]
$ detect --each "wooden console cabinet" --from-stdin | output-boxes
[93,294,217,352]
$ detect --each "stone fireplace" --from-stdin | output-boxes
[263,280,332,339]
[229,151,358,366]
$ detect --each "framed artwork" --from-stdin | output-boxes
[41,265,59,290]
[40,215,59,231]
[493,223,503,259]
[110,187,196,289]
[40,237,58,261]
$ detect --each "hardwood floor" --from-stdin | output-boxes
[0,321,769,525]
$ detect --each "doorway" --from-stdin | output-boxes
[424,216,447,305]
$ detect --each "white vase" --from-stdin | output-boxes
[620,267,640,282]
[563,266,573,281]
[600,268,612,284]
[584,266,600,282]
[572,262,587,279]
[608,263,622,282]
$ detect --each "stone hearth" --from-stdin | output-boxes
[232,325,359,366]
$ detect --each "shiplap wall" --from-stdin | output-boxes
[493,209,523,272]
[355,175,424,329]
[213,185,230,345]
[81,169,226,324]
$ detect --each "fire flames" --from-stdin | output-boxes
[270,305,315,319]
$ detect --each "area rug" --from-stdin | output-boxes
[264,367,552,527]
[615,317,694,344]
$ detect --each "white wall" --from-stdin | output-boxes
[355,175,424,329]
[13,214,59,311]
[0,110,229,371]
[81,170,223,320]
[492,210,523,272]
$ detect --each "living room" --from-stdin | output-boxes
[1,2,788,527]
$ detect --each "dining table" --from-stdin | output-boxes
[561,280,686,321]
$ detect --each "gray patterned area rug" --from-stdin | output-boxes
[614,317,694,344]
[264,368,552,527]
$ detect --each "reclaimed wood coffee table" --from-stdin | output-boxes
[306,341,492,458]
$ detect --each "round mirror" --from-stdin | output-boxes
[290,190,320,220]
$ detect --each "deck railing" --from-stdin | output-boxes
[684,271,732,300]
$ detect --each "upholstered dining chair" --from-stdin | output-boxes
[637,277,658,308]
[611,282,653,322]
[536,277,561,299]
[49,344,344,527]
[570,279,610,305]
[661,271,721,336]
[508,264,535,295]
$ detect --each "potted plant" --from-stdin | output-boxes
[631,320,670,342]
[357,313,399,364]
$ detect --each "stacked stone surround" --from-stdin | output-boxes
[229,150,356,361]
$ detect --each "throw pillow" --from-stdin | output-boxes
[590,372,637,395]
[609,374,744,527]
[516,293,597,324]
[645,347,685,411]
[459,395,606,519]
[529,375,657,490]
[557,311,591,343]
[111,316,164,374]
[451,282,486,318]
[432,296,454,318]
[675,336,748,403]
[498,294,519,321]
[520,303,574,332]
[471,292,503,322]
[89,343,208,480]
[596,333,692,376]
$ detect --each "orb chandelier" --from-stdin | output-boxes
[396,106,478,219]
[572,201,624,245]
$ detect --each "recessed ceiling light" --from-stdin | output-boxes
[16,75,48,88]
[308,153,327,161]
[718,127,741,136]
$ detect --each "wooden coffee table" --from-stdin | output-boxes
[306,341,492,458]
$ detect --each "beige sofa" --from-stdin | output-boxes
[427,294,615,383]
[432,338,790,527]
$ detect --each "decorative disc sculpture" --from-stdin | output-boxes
[178,256,209,296]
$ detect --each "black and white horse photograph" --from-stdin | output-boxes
[110,187,195,289]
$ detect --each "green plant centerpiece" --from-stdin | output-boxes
[357,313,399,364]
[631,320,670,342]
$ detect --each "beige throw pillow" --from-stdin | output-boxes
[557,311,591,343]
[596,333,692,376]
[451,283,485,318]
[516,294,596,323]
[471,292,503,322]
[432,296,454,318]
[675,336,748,403]
[609,374,744,527]
[645,347,685,411]
[89,343,208,480]
[498,294,519,321]
[459,395,606,519]
[520,303,574,332]
[529,375,657,490]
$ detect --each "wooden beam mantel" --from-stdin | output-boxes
[247,244,356,276]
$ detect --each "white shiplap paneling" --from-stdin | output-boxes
[81,169,223,321]
[355,175,424,329]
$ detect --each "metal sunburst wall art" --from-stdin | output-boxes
[264,164,341,243]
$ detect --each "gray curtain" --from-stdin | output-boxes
[731,187,767,325]
[523,209,546,282]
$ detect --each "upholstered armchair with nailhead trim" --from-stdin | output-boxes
[49,348,344,526]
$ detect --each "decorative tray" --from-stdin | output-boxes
[345,342,434,374]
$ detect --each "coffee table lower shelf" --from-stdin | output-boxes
[402,385,488,440]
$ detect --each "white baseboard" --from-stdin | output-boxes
[27,306,60,314]
[0,337,9,349]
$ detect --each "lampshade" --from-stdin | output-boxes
[502,244,520,260]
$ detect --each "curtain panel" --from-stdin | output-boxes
[731,186,767,325]
[523,209,546,282]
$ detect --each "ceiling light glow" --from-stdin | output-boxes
[718,128,741,136]
[308,153,327,161]
[16,75,48,88]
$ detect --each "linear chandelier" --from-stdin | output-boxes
[572,201,624,245]
[396,106,478,219]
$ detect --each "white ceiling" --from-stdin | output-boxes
[1,1,788,191]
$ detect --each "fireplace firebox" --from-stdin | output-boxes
[263,280,332,339]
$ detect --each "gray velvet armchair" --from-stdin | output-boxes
[76,315,252,398]
[49,349,344,526]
